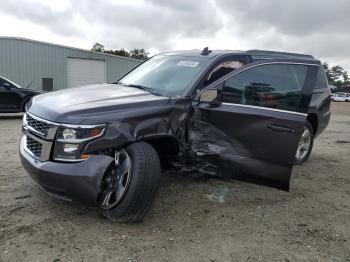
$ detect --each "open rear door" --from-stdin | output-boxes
[189,59,319,190]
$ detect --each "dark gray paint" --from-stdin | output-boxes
[20,49,331,205]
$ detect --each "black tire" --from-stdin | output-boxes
[294,121,314,165]
[102,142,161,223]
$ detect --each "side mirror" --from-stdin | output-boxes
[199,89,219,104]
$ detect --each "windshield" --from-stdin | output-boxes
[118,55,209,96]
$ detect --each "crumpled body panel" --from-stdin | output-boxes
[186,104,307,190]
[83,101,190,154]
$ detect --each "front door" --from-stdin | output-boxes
[189,60,319,190]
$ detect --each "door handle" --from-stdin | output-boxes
[268,124,296,133]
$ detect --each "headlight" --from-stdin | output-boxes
[57,126,105,142]
[62,129,77,140]
[53,125,106,162]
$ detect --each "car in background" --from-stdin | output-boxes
[332,92,350,102]
[0,76,41,113]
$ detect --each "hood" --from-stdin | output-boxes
[27,83,170,124]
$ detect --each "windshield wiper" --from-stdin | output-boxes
[117,82,162,96]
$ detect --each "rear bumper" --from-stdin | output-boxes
[19,135,114,206]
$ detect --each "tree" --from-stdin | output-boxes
[91,42,104,52]
[113,49,130,57]
[342,71,349,84]
[323,63,333,84]
[103,48,130,58]
[91,43,148,60]
[129,49,148,60]
[323,62,349,89]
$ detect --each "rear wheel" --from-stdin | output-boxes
[294,121,314,165]
[101,142,161,223]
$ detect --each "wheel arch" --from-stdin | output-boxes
[142,135,180,161]
[307,113,318,135]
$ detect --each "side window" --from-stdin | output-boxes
[0,79,13,88]
[204,60,244,86]
[314,67,329,89]
[221,64,309,111]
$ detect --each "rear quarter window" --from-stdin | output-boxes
[315,67,329,89]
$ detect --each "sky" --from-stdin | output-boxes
[0,0,349,71]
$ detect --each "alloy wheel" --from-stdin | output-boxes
[295,127,311,161]
[101,149,132,209]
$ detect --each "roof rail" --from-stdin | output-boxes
[246,49,314,59]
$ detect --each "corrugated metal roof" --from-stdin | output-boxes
[0,36,142,62]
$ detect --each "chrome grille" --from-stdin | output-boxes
[26,136,42,158]
[26,114,50,137]
[23,113,58,161]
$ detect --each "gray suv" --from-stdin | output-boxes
[20,49,331,222]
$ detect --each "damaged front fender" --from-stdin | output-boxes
[82,99,190,155]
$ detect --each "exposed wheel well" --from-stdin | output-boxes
[143,136,180,166]
[307,113,318,135]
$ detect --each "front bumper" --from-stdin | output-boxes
[20,135,114,206]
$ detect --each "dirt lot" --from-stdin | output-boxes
[0,103,349,262]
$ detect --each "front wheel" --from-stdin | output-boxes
[101,142,161,223]
[294,121,314,165]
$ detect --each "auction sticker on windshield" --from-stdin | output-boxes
[177,61,200,67]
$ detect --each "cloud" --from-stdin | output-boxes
[69,0,223,50]
[0,0,80,37]
[0,0,349,70]
[215,0,350,36]
[213,0,350,69]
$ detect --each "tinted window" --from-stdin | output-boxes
[0,78,19,88]
[315,67,329,89]
[0,78,11,88]
[221,64,309,111]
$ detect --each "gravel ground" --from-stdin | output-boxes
[0,103,349,262]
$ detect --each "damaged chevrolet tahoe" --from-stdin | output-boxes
[20,48,331,222]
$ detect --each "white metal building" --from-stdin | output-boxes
[0,37,141,91]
